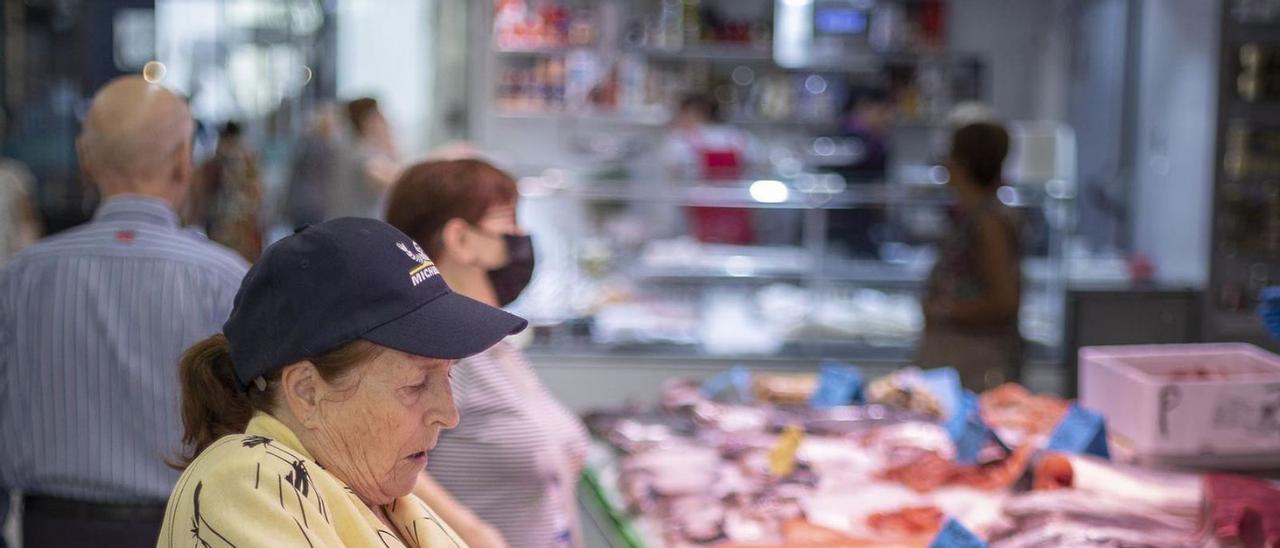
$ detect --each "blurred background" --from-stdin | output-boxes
[0,0,1276,399]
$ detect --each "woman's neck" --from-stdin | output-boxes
[437,260,500,307]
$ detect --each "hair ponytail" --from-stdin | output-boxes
[173,334,380,469]
[173,334,272,468]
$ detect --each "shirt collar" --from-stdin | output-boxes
[92,195,179,228]
[245,412,315,462]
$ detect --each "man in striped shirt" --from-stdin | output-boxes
[0,76,249,547]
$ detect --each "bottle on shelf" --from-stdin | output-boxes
[682,0,702,45]
[1238,43,1280,102]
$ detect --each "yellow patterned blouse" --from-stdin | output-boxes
[157,412,467,548]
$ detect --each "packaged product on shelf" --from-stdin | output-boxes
[1224,121,1280,179]
[492,0,593,49]
[1238,43,1280,102]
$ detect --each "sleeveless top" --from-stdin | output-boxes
[923,198,1022,333]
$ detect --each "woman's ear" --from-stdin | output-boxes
[280,361,322,428]
[440,218,474,265]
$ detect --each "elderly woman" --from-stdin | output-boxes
[385,159,590,548]
[158,217,526,547]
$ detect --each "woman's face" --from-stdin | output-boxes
[308,348,459,505]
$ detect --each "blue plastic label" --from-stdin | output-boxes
[1047,404,1110,459]
[701,365,753,403]
[1262,286,1280,301]
[1261,287,1280,339]
[929,518,988,548]
[950,392,994,465]
[810,361,863,408]
[921,368,963,433]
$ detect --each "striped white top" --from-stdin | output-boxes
[428,341,589,548]
[0,195,248,503]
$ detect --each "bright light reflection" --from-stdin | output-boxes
[750,179,790,204]
[142,61,167,83]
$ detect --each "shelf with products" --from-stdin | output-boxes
[1208,1,1280,346]
[631,44,980,71]
[493,46,592,57]
[522,320,1063,364]
[627,44,776,63]
[493,109,670,126]
[544,179,1063,209]
[625,254,1064,288]
[512,174,1072,364]
[491,0,596,52]
[481,0,983,146]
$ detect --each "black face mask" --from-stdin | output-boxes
[488,233,535,307]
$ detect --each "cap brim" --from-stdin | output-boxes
[363,291,528,360]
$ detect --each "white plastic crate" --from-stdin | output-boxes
[1080,343,1280,468]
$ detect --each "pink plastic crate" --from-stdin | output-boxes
[1079,343,1280,465]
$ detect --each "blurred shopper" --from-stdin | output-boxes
[0,157,42,265]
[837,86,893,176]
[829,85,895,257]
[0,76,249,547]
[0,106,41,266]
[659,92,759,244]
[917,121,1023,391]
[327,97,401,219]
[386,159,590,548]
[283,104,341,228]
[186,121,264,261]
[161,217,527,548]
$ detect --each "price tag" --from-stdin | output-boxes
[769,425,805,478]
[929,518,988,548]
[1047,404,1110,459]
[810,361,863,408]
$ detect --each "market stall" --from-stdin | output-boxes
[572,343,1280,547]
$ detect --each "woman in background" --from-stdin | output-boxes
[386,159,589,548]
[186,121,263,261]
[917,121,1023,391]
[326,97,402,219]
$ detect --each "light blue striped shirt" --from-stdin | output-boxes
[0,195,248,503]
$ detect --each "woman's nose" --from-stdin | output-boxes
[429,396,460,430]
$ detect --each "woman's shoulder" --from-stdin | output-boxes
[160,434,353,548]
[180,433,317,487]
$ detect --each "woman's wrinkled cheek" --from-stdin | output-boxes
[315,397,400,500]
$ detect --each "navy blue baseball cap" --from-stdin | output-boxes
[223,217,528,389]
